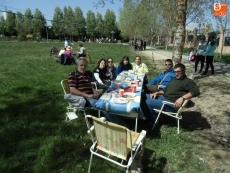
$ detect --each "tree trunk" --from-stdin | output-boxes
[173,0,188,64]
[219,28,225,59]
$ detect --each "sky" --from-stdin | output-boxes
[0,0,123,24]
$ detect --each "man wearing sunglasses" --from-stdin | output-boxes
[146,59,175,93]
[140,63,200,124]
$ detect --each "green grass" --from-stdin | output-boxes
[0,41,211,173]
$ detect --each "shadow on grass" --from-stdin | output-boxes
[0,86,91,172]
[152,110,211,133]
[142,147,167,173]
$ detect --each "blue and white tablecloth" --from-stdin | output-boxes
[94,72,146,117]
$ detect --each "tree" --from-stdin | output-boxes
[0,16,6,36]
[15,12,26,38]
[103,9,116,38]
[5,10,16,36]
[52,7,64,38]
[73,7,86,40]
[118,0,153,39]
[23,8,33,35]
[32,8,46,39]
[95,12,104,38]
[86,10,96,39]
[212,0,230,59]
[63,6,75,40]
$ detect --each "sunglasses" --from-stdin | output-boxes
[108,61,113,63]
[174,70,182,73]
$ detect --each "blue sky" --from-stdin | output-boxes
[0,0,123,24]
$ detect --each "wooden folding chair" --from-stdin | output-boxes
[152,100,189,134]
[85,115,146,173]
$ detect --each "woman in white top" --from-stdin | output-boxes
[131,55,149,74]
[78,43,86,58]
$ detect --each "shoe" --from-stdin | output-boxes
[210,74,215,76]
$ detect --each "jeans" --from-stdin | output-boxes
[140,94,177,123]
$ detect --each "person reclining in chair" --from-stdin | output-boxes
[67,57,128,126]
[140,63,200,124]
[146,59,175,93]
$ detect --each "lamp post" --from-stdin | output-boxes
[111,30,114,43]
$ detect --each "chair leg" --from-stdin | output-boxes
[88,153,93,173]
[135,118,138,132]
[151,113,161,130]
[177,118,180,134]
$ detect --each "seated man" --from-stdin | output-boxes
[68,57,127,126]
[146,59,175,93]
[140,63,200,124]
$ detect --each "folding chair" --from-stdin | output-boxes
[152,100,189,134]
[85,115,146,173]
[61,79,88,121]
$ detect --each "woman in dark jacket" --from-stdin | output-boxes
[116,56,132,75]
[92,58,110,91]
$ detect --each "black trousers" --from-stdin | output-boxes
[203,56,214,75]
[194,55,205,72]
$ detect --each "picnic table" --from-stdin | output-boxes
[94,71,146,131]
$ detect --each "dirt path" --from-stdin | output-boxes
[139,50,230,173]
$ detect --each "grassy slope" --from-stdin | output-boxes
[0,41,210,173]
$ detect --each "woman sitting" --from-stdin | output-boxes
[92,58,110,91]
[105,58,117,81]
[131,55,149,74]
[78,43,86,58]
[117,56,132,75]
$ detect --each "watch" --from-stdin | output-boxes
[181,96,186,101]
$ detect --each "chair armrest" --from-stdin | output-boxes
[162,101,174,106]
[132,130,146,151]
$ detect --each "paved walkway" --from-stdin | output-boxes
[138,46,230,75]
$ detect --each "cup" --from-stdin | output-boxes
[111,91,117,98]
[116,83,121,89]
[135,80,140,86]
[119,89,124,97]
[131,85,136,93]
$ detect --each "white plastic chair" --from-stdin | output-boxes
[61,79,88,121]
[85,115,146,173]
[152,100,189,134]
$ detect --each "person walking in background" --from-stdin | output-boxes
[194,37,206,74]
[202,35,217,76]
[64,37,70,47]
[116,56,133,74]
[131,55,149,74]
[77,43,86,58]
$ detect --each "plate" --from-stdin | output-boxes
[113,98,128,104]
[123,92,136,98]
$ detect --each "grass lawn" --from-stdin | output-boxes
[0,41,211,173]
